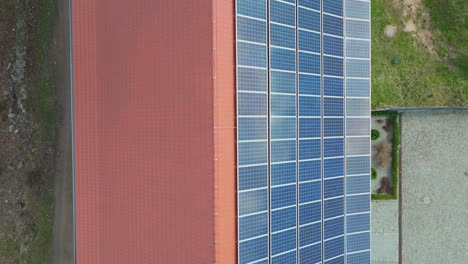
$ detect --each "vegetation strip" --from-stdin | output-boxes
[371,111,400,200]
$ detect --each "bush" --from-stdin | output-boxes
[371,129,380,140]
[371,168,377,179]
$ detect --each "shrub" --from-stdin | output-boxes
[374,141,392,169]
[371,168,377,179]
[371,129,380,140]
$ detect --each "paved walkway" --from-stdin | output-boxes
[371,200,398,264]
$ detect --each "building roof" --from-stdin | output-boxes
[72,1,219,263]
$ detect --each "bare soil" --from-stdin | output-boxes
[51,0,74,262]
[395,0,438,56]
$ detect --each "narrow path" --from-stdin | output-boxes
[52,0,74,263]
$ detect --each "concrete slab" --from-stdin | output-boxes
[400,110,468,264]
[371,200,399,264]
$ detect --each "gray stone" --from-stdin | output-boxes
[384,25,397,38]
[8,113,16,119]
[8,125,15,133]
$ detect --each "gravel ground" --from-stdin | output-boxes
[400,109,468,264]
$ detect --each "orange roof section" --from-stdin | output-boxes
[72,0,236,263]
[213,1,237,264]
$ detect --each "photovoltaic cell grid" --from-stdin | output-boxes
[236,1,370,263]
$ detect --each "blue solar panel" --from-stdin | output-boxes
[299,96,321,117]
[239,212,269,240]
[272,250,297,264]
[299,242,322,264]
[299,159,321,181]
[239,236,269,264]
[271,206,296,232]
[324,216,345,239]
[299,74,321,95]
[324,236,345,260]
[236,0,370,263]
[239,165,268,190]
[299,222,321,246]
[323,0,343,16]
[270,24,296,49]
[323,35,344,57]
[271,229,296,256]
[271,162,297,185]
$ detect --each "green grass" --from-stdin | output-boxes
[371,111,400,200]
[371,0,468,109]
[34,0,57,138]
[25,0,57,263]
[26,194,55,264]
[424,0,468,77]
[0,228,20,260]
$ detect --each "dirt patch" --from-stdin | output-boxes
[394,0,438,55]
[51,0,74,262]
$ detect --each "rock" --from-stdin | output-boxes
[19,88,27,100]
[423,196,432,205]
[8,125,15,132]
[8,113,16,119]
[2,90,9,97]
[6,62,12,71]
[17,162,23,169]
[14,129,19,134]
[384,25,397,38]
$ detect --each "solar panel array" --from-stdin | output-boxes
[236,1,370,263]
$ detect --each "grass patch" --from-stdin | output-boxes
[25,193,55,264]
[371,0,468,109]
[0,228,20,259]
[424,0,468,77]
[33,0,57,138]
[372,111,400,200]
[24,0,57,263]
